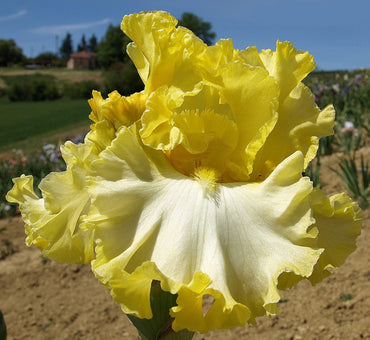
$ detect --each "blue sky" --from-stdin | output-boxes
[1,0,369,70]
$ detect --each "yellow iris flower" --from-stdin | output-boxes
[7,11,361,333]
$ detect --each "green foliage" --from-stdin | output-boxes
[1,73,102,101]
[317,135,335,156]
[303,70,370,208]
[306,70,370,131]
[1,74,60,102]
[331,154,369,209]
[0,88,7,98]
[0,98,89,149]
[178,12,216,45]
[103,61,143,96]
[0,39,25,67]
[304,160,323,188]
[60,32,73,60]
[33,51,64,67]
[88,34,98,53]
[336,130,362,155]
[306,70,370,159]
[340,293,354,301]
[62,80,102,99]
[34,51,59,65]
[97,25,131,69]
[77,34,87,52]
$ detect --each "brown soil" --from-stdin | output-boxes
[1,149,369,340]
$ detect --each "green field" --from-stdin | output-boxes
[0,98,91,151]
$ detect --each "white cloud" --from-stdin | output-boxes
[32,18,112,34]
[0,9,27,22]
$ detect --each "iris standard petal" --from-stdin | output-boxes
[122,11,206,94]
[250,84,335,180]
[259,40,316,102]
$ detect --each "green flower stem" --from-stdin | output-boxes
[0,310,6,340]
[127,281,195,340]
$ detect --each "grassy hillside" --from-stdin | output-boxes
[0,98,90,151]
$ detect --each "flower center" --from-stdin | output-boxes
[193,166,219,191]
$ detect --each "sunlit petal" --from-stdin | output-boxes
[85,127,323,332]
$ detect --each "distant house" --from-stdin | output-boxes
[67,51,97,70]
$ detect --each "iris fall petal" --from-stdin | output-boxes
[85,127,324,332]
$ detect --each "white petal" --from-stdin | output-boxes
[85,127,320,330]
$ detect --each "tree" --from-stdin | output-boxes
[59,32,73,60]
[77,34,87,52]
[97,24,131,69]
[104,61,143,96]
[34,52,59,66]
[0,39,24,67]
[178,12,216,45]
[88,34,98,53]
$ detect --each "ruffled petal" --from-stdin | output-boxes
[6,142,99,264]
[85,127,322,332]
[85,119,116,155]
[6,175,50,249]
[308,189,362,284]
[217,61,279,180]
[238,41,330,176]
[277,188,362,289]
[173,109,238,155]
[250,84,335,180]
[121,11,178,85]
[141,85,239,177]
[259,40,315,102]
[122,11,206,94]
[88,90,146,129]
[238,46,264,67]
[139,86,184,151]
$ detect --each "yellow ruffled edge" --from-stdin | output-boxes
[308,189,362,284]
[93,238,323,333]
[88,90,147,130]
[277,188,362,289]
[93,260,250,333]
[259,40,316,102]
[88,125,253,333]
[6,172,95,264]
[87,132,319,333]
[6,175,51,250]
[5,121,117,264]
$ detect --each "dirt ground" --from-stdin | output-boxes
[1,149,369,340]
